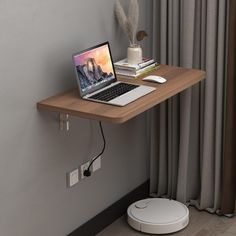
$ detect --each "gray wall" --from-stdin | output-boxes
[0,0,153,235]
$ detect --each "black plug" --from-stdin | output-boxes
[83,168,91,177]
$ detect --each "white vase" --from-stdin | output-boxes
[127,44,142,64]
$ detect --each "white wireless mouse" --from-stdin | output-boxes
[142,75,167,84]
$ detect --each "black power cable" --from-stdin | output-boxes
[83,121,106,177]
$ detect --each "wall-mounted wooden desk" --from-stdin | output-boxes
[37,65,205,124]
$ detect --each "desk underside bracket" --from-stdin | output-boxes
[59,113,70,131]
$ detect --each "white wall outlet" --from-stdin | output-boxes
[68,168,79,187]
[92,156,101,172]
[80,161,90,179]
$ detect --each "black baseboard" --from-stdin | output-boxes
[68,180,150,236]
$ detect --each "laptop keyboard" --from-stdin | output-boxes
[89,83,139,102]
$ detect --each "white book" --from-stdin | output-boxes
[114,58,155,71]
[115,62,158,75]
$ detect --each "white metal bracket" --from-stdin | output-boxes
[59,113,70,131]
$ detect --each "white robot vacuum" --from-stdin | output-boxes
[127,198,189,234]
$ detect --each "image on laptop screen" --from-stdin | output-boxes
[73,43,115,93]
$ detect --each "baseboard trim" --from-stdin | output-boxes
[68,180,150,236]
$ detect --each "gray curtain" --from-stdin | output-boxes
[149,0,228,212]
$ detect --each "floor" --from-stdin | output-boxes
[97,207,236,236]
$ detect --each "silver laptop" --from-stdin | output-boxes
[73,42,156,106]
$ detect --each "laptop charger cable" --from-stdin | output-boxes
[83,121,106,177]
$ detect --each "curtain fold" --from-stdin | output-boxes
[150,0,228,213]
[221,0,236,215]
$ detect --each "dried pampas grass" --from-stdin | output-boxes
[128,0,139,44]
[115,0,139,45]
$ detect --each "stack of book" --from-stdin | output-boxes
[114,58,159,79]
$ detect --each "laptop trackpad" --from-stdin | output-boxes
[109,85,156,106]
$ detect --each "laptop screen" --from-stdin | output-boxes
[73,42,116,96]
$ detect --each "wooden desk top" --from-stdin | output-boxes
[37,65,205,124]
